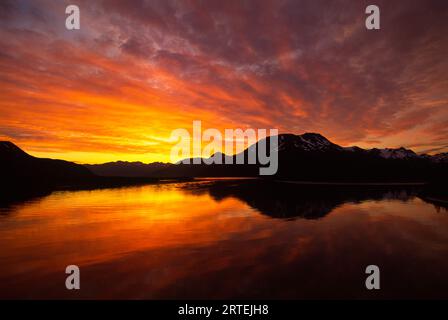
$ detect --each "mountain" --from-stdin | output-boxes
[0,140,31,159]
[0,141,93,184]
[153,133,448,182]
[368,147,419,160]
[180,179,427,220]
[431,152,448,163]
[277,133,343,152]
[3,134,447,183]
[0,141,160,201]
[84,161,173,177]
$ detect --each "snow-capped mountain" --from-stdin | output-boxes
[2,135,447,182]
[276,134,423,161]
[277,133,343,152]
[370,147,419,160]
[343,146,364,152]
[80,133,448,179]
[431,152,448,163]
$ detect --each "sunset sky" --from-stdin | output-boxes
[0,0,447,164]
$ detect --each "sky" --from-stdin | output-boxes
[0,0,447,164]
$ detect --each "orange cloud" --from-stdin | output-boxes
[1,0,447,163]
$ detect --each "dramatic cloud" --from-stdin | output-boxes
[0,0,447,163]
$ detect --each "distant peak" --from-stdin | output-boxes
[376,147,418,159]
[301,132,327,139]
[277,132,329,139]
[276,132,341,152]
[300,132,333,143]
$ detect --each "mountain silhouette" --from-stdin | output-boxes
[1,139,447,209]
[2,134,448,183]
[150,133,448,182]
[84,161,172,177]
[0,141,93,183]
[180,178,427,219]
[0,141,160,204]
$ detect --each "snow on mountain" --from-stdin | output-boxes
[343,146,364,152]
[431,152,448,163]
[277,133,343,152]
[342,145,420,160]
[376,147,418,160]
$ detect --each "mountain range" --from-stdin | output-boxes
[0,140,93,182]
[0,140,158,197]
[85,133,448,181]
[1,133,448,185]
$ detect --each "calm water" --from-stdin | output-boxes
[0,179,447,299]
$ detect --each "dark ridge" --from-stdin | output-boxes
[2,134,448,184]
[0,141,166,205]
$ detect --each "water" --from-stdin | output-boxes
[0,178,447,299]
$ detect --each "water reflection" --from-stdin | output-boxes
[0,179,447,299]
[180,179,440,219]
